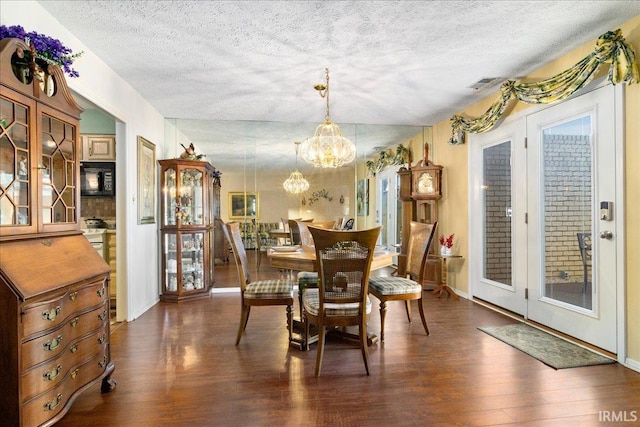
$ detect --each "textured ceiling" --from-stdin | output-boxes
[36,0,640,170]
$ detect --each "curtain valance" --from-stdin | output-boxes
[449,29,639,145]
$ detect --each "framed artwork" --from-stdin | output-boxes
[229,191,259,219]
[137,136,156,224]
[357,179,369,216]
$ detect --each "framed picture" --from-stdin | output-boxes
[137,136,156,224]
[229,191,259,219]
[357,179,369,216]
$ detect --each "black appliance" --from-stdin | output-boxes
[80,162,115,197]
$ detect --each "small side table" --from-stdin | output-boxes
[431,254,463,300]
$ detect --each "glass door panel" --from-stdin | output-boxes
[164,233,178,292]
[163,167,177,226]
[483,141,512,286]
[181,232,205,291]
[0,96,31,226]
[41,114,76,224]
[179,168,203,225]
[541,116,592,309]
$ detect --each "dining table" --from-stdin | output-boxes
[268,245,396,350]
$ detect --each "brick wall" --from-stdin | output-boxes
[543,134,591,284]
[483,141,512,285]
[482,134,591,286]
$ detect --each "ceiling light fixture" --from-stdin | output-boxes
[300,68,356,168]
[283,141,310,194]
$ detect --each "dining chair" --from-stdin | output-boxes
[368,221,437,342]
[577,232,592,293]
[223,221,293,345]
[303,226,381,377]
[288,218,312,245]
[252,218,269,270]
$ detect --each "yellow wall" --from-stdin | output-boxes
[424,15,640,363]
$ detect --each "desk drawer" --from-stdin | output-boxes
[22,280,108,338]
[21,350,109,427]
[21,323,109,402]
[22,301,108,370]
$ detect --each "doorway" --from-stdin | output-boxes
[376,166,401,250]
[469,83,623,353]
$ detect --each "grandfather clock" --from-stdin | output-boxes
[398,143,443,288]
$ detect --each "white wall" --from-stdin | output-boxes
[1,1,166,321]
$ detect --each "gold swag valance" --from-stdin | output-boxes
[449,28,639,145]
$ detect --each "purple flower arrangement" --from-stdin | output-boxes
[0,25,83,77]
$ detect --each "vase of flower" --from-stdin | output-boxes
[439,233,455,256]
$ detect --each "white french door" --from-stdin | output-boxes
[526,85,618,352]
[470,121,528,316]
[470,84,621,353]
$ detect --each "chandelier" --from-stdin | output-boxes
[300,68,356,168]
[283,141,310,194]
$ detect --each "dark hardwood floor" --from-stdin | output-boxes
[58,252,640,426]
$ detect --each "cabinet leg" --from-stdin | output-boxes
[101,361,117,393]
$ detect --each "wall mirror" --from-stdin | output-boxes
[166,118,422,227]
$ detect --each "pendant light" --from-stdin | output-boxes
[300,68,356,168]
[283,141,310,194]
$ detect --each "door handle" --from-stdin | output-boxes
[599,230,613,240]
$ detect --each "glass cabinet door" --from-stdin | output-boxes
[163,231,206,295]
[178,168,204,226]
[163,167,177,226]
[180,232,205,291]
[41,113,77,224]
[0,96,31,227]
[164,233,178,292]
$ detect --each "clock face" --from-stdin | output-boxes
[40,74,56,97]
[417,172,434,194]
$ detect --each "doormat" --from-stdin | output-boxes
[478,323,615,369]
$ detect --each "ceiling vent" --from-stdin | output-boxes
[468,77,503,92]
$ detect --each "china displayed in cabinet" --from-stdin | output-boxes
[0,37,115,426]
[159,159,220,302]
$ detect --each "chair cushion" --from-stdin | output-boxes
[369,276,422,296]
[302,288,372,317]
[245,279,293,299]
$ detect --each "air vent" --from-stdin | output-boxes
[468,77,503,91]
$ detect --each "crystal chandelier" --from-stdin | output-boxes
[300,68,356,168]
[283,141,310,194]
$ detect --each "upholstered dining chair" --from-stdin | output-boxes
[368,221,437,342]
[303,226,381,377]
[223,221,293,345]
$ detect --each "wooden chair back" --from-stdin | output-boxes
[405,221,438,281]
[222,221,251,291]
[310,226,381,324]
[288,218,313,245]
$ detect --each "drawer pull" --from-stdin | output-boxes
[99,356,108,369]
[42,306,61,321]
[43,335,62,351]
[71,317,79,327]
[43,365,62,381]
[70,344,78,353]
[70,369,79,379]
[69,291,78,301]
[98,310,107,321]
[44,393,62,411]
[98,333,107,344]
[97,286,106,298]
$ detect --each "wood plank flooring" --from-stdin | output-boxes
[57,252,640,426]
